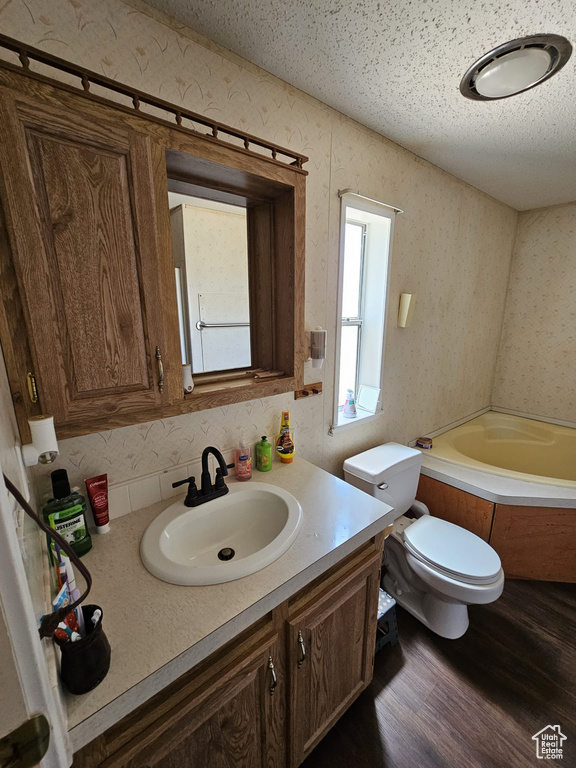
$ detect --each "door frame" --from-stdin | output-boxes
[0,463,71,767]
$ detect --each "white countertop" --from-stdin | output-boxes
[67,457,394,752]
[421,455,576,507]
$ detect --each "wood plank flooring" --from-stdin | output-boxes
[302,579,576,768]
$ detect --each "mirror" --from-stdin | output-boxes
[164,144,304,393]
[168,192,251,374]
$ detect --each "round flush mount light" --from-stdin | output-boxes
[460,34,572,100]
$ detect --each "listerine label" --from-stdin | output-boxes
[47,505,87,560]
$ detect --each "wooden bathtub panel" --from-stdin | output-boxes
[491,505,576,582]
[416,475,494,541]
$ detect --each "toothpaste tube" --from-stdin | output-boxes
[54,622,81,645]
[85,474,110,534]
[60,554,85,635]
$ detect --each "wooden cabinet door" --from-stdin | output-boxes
[287,554,381,767]
[101,637,283,768]
[0,88,180,434]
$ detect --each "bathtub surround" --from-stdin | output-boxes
[416,413,576,583]
[0,0,519,489]
[493,202,576,425]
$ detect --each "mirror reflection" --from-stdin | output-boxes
[168,192,251,374]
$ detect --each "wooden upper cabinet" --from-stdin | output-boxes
[0,89,180,434]
[0,42,306,440]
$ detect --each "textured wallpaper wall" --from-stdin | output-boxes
[0,0,519,490]
[493,202,576,424]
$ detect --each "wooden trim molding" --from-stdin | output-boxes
[0,34,308,172]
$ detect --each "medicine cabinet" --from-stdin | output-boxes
[0,35,307,441]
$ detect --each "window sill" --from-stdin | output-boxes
[330,409,383,433]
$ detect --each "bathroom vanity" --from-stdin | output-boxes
[69,459,394,768]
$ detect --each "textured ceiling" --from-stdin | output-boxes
[144,0,576,211]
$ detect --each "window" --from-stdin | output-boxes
[333,191,398,428]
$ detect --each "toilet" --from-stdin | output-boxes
[343,442,504,639]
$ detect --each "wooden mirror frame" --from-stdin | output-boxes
[164,146,304,394]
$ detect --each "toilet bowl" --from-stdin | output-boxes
[344,442,504,639]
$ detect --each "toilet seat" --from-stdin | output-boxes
[403,516,502,585]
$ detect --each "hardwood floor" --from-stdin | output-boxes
[301,579,576,768]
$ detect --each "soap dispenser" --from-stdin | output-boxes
[235,437,252,481]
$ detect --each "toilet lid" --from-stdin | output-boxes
[403,516,501,583]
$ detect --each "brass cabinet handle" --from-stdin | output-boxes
[268,656,277,696]
[155,346,164,393]
[297,630,306,668]
[26,372,38,403]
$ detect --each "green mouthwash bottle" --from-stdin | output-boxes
[43,469,92,563]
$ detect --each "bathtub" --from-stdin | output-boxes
[417,411,576,582]
[425,411,576,489]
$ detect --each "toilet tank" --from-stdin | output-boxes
[343,442,423,517]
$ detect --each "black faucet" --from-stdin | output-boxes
[172,446,234,507]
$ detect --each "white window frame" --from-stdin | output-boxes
[341,219,366,399]
[332,191,397,430]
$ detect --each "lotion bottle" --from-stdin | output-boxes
[235,437,252,481]
[343,388,357,418]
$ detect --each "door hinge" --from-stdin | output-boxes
[26,372,38,404]
[0,714,50,768]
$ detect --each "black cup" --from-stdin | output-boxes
[59,604,111,695]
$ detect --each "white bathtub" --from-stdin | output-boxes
[425,412,576,489]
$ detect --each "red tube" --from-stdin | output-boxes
[85,474,110,534]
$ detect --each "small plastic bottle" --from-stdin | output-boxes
[235,437,252,481]
[276,411,295,463]
[343,389,357,418]
[256,436,273,472]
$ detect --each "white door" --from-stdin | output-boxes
[0,466,71,767]
[197,292,251,372]
[0,360,71,766]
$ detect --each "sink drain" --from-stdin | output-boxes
[218,547,235,561]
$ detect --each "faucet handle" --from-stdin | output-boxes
[172,476,200,507]
[172,476,195,489]
[215,467,226,490]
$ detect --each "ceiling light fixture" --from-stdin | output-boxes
[460,34,572,101]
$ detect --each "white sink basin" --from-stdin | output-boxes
[140,483,303,585]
